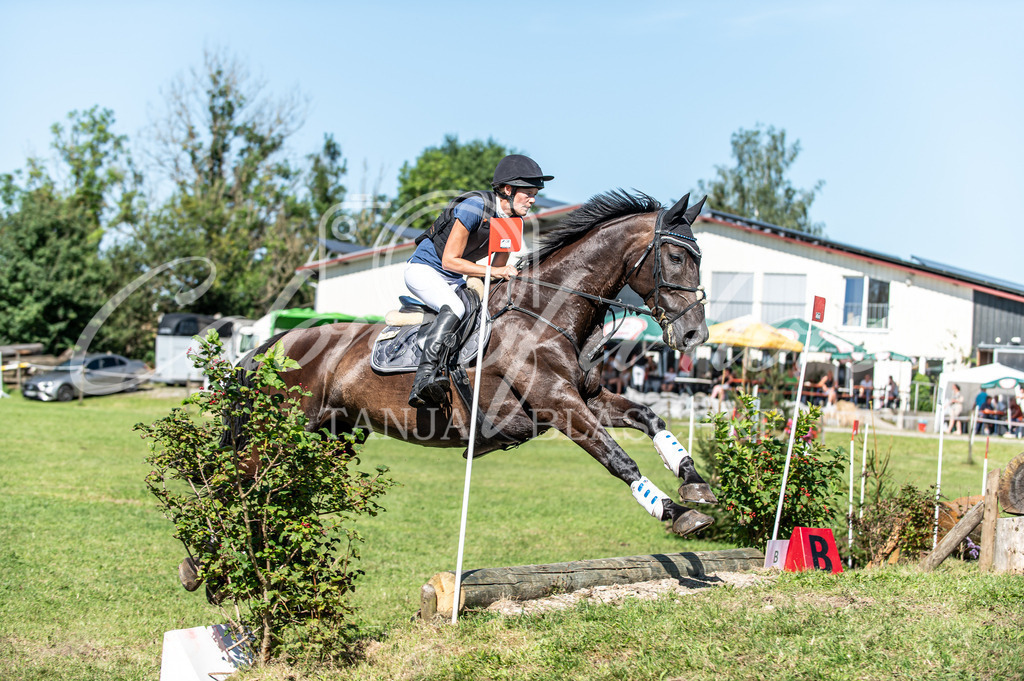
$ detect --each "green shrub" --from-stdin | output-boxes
[695,394,845,547]
[138,331,394,666]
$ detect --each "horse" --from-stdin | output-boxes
[236,190,715,536]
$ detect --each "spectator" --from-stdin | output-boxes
[885,376,900,409]
[1009,399,1023,438]
[630,357,648,392]
[974,388,989,434]
[601,360,625,395]
[811,372,837,406]
[710,367,734,402]
[946,383,964,434]
[857,374,874,407]
[660,360,678,393]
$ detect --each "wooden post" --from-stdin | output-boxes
[919,501,984,571]
[979,469,1002,572]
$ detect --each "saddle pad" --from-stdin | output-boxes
[370,314,492,374]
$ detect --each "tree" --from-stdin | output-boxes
[129,49,320,318]
[0,107,140,354]
[392,135,512,232]
[696,124,824,235]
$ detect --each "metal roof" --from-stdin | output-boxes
[704,209,1024,299]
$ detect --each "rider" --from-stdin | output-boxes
[405,154,553,408]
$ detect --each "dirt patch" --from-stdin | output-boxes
[485,570,776,616]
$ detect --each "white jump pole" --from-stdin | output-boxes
[847,419,859,568]
[932,387,947,549]
[687,397,695,455]
[981,436,990,496]
[451,218,521,624]
[772,298,823,542]
[450,259,493,624]
[858,421,869,519]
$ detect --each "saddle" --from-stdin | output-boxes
[370,284,490,374]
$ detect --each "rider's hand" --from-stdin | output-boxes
[494,265,518,280]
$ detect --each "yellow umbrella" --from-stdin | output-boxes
[707,316,804,352]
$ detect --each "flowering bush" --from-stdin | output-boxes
[138,330,394,666]
[698,393,845,547]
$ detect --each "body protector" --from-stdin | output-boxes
[415,190,497,262]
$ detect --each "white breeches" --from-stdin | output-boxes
[404,263,466,318]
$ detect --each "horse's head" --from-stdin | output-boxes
[627,193,709,353]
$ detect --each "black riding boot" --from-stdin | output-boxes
[408,306,462,408]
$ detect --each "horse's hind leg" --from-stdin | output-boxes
[585,388,717,505]
[547,398,712,537]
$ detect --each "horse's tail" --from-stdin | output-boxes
[220,331,291,451]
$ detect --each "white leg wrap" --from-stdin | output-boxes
[654,430,691,477]
[631,476,666,520]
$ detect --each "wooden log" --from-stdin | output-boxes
[997,452,1024,515]
[423,548,764,619]
[919,501,985,571]
[992,516,1024,573]
[979,469,1002,572]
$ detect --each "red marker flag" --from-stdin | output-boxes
[811,296,826,323]
[488,217,524,254]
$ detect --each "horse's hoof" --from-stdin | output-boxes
[678,483,718,505]
[179,557,202,592]
[672,509,714,536]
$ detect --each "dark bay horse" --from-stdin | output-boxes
[242,190,716,535]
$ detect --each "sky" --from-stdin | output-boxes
[2,1,1022,285]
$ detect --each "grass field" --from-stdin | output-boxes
[1,389,1022,680]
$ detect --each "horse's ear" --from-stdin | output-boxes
[663,193,690,226]
[680,195,707,226]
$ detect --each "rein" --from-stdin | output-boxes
[489,209,706,354]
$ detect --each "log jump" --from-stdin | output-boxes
[420,547,764,619]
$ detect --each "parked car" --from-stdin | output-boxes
[21,353,148,401]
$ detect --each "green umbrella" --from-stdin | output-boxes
[833,350,914,363]
[601,312,664,344]
[770,317,867,356]
[981,376,1024,390]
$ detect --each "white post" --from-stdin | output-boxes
[847,421,858,568]
[858,422,869,519]
[981,437,990,496]
[771,320,813,541]
[451,261,495,624]
[932,387,947,548]
[687,397,696,455]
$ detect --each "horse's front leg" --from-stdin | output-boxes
[548,397,712,537]
[585,387,717,505]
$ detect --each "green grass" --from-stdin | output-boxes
[2,390,1022,679]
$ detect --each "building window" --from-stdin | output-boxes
[708,272,753,322]
[843,276,889,329]
[867,279,890,328]
[762,273,807,323]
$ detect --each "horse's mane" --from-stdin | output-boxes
[517,189,662,269]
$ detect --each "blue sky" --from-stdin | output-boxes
[2,1,1022,285]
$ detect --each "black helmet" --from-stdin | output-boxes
[491,154,553,189]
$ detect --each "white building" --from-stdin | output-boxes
[300,200,1024,382]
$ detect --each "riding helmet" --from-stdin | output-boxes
[492,154,554,189]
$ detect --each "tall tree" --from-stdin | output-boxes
[696,124,824,235]
[393,135,511,232]
[132,49,318,317]
[0,107,140,354]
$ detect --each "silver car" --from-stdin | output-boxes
[21,353,148,401]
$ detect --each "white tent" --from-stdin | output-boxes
[935,362,1024,432]
[939,362,1024,387]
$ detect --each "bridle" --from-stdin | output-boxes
[491,209,706,353]
[623,208,707,328]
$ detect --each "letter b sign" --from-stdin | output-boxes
[783,527,843,574]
